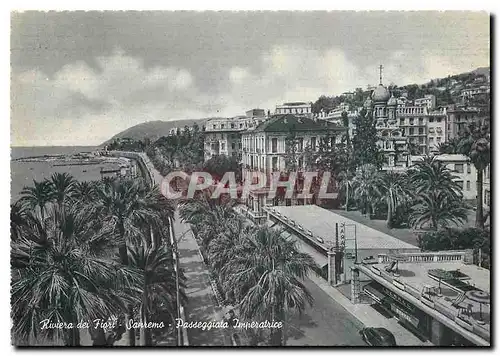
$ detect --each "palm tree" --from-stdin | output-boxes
[19,180,53,220]
[10,201,28,241]
[179,187,237,251]
[352,164,383,216]
[409,156,463,200]
[224,227,316,346]
[409,191,468,230]
[95,179,167,346]
[457,121,491,228]
[380,172,411,228]
[73,180,98,206]
[11,205,142,346]
[47,172,76,207]
[127,243,186,346]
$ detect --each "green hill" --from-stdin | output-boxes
[100,119,207,146]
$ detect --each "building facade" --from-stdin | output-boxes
[275,102,313,117]
[203,115,268,161]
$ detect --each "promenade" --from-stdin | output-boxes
[140,152,230,346]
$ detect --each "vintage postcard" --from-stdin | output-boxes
[10,10,490,347]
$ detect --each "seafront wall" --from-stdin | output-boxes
[107,151,155,187]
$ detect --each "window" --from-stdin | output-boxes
[271,138,278,153]
[231,142,235,150]
[409,118,414,125]
[437,137,442,143]
[418,137,424,144]
[418,118,424,125]
[298,158,303,168]
[467,163,471,174]
[221,143,225,151]
[455,164,464,173]
[230,123,235,129]
[409,128,415,135]
[437,118,442,123]
[429,117,434,123]
[429,137,434,143]
[272,157,278,171]
[311,137,317,151]
[212,124,216,129]
[418,128,424,135]
[400,118,405,125]
[240,123,243,128]
[298,138,304,151]
[221,124,225,129]
[456,180,464,190]
[466,181,471,191]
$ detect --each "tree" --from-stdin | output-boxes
[380,172,411,228]
[457,121,491,228]
[127,243,186,346]
[95,179,168,346]
[19,180,53,221]
[223,226,316,346]
[352,164,383,216]
[409,156,463,200]
[408,156,466,230]
[203,154,242,183]
[351,109,385,169]
[409,191,468,230]
[47,172,76,207]
[11,205,141,346]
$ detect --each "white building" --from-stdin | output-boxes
[275,102,313,117]
[414,94,437,109]
[204,115,267,161]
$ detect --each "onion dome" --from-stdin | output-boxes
[387,94,397,106]
[371,84,390,102]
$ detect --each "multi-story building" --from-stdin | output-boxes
[239,114,346,219]
[203,114,267,161]
[426,108,448,153]
[275,102,313,117]
[446,106,482,140]
[461,85,490,101]
[414,94,437,110]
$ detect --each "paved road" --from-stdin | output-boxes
[286,277,365,346]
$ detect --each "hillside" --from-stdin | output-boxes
[101,119,206,146]
[313,66,490,113]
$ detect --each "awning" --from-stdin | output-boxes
[363,283,387,303]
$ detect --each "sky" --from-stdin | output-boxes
[11,11,490,146]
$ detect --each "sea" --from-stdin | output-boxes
[10,146,122,203]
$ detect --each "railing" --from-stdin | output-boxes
[377,251,467,264]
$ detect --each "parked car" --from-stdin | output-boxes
[359,327,397,346]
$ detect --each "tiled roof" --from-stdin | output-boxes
[252,114,344,133]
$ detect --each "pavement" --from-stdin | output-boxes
[286,277,365,346]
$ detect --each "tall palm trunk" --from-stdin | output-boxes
[141,284,153,346]
[386,203,393,229]
[476,169,484,228]
[118,222,136,346]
